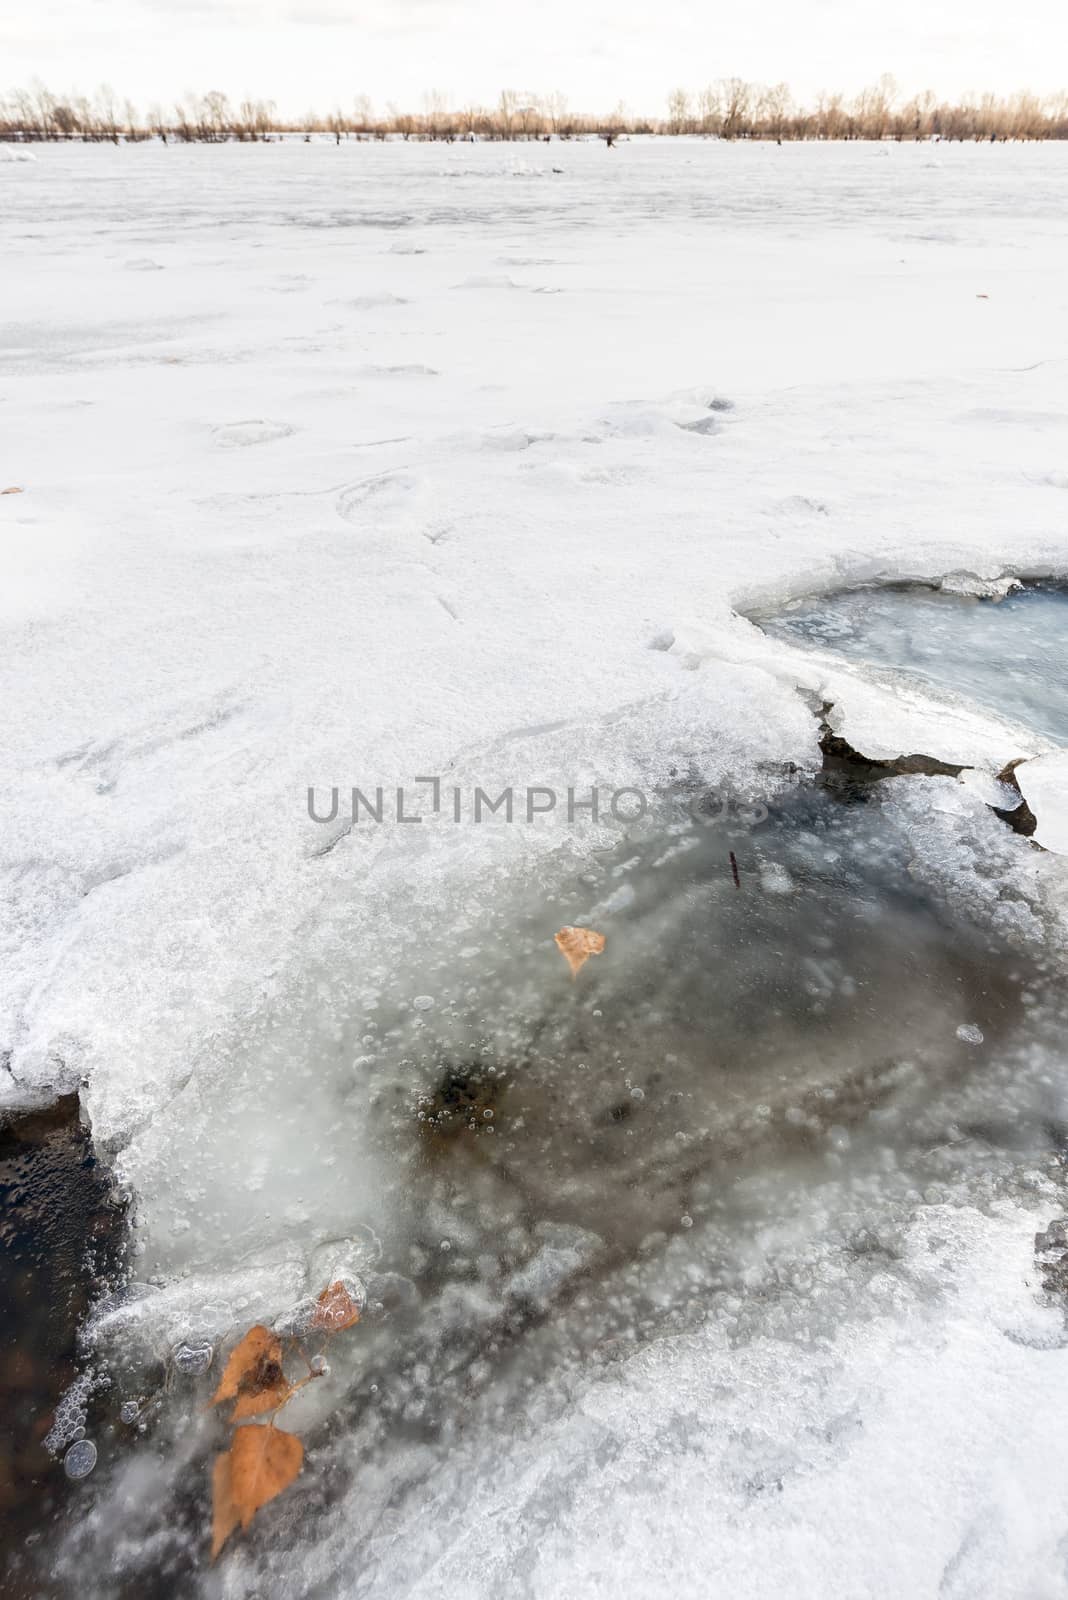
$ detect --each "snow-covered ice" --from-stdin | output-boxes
[3,136,1068,1595]
[3,137,1067,1135]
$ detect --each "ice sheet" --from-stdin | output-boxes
[4,137,1068,1598]
[4,138,1068,1141]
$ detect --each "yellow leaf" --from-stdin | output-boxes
[211,1424,303,1560]
[554,925,606,979]
[211,1325,292,1417]
[311,1280,361,1334]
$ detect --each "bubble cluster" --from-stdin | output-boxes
[42,1371,95,1457]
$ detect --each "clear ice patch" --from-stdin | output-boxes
[760,580,1068,746]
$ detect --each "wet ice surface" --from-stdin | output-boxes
[763,582,1068,745]
[45,782,1068,1597]
[105,783,1050,1319]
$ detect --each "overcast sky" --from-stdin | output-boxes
[3,0,1067,116]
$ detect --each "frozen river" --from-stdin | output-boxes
[2,137,1068,1597]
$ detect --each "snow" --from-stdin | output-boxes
[266,1206,1068,1600]
[3,137,1068,1594]
[1017,751,1068,855]
[518,1211,1067,1600]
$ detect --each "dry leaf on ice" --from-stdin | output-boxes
[311,1280,361,1334]
[212,1423,303,1560]
[211,1325,293,1419]
[554,925,606,978]
[1,486,24,495]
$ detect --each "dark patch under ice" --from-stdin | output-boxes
[0,1098,125,1598]
[761,581,1068,745]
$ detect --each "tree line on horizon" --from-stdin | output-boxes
[3,78,1068,144]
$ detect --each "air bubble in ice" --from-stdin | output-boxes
[680,1215,694,1229]
[120,1401,141,1424]
[173,1340,214,1376]
[413,995,435,1011]
[63,1440,98,1480]
[956,1024,985,1045]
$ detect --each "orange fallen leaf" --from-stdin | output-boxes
[230,1375,293,1420]
[976,293,989,299]
[211,1448,240,1560]
[1,486,23,495]
[211,1325,292,1419]
[212,1423,303,1560]
[554,925,606,979]
[311,1280,361,1334]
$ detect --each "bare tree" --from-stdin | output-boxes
[5,77,1068,145]
[666,88,691,135]
[497,88,519,139]
[696,87,720,136]
[759,82,792,141]
[172,100,195,142]
[52,101,80,139]
[387,101,416,139]
[546,91,568,135]
[852,75,897,140]
[94,84,122,143]
[197,90,232,141]
[719,78,752,139]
